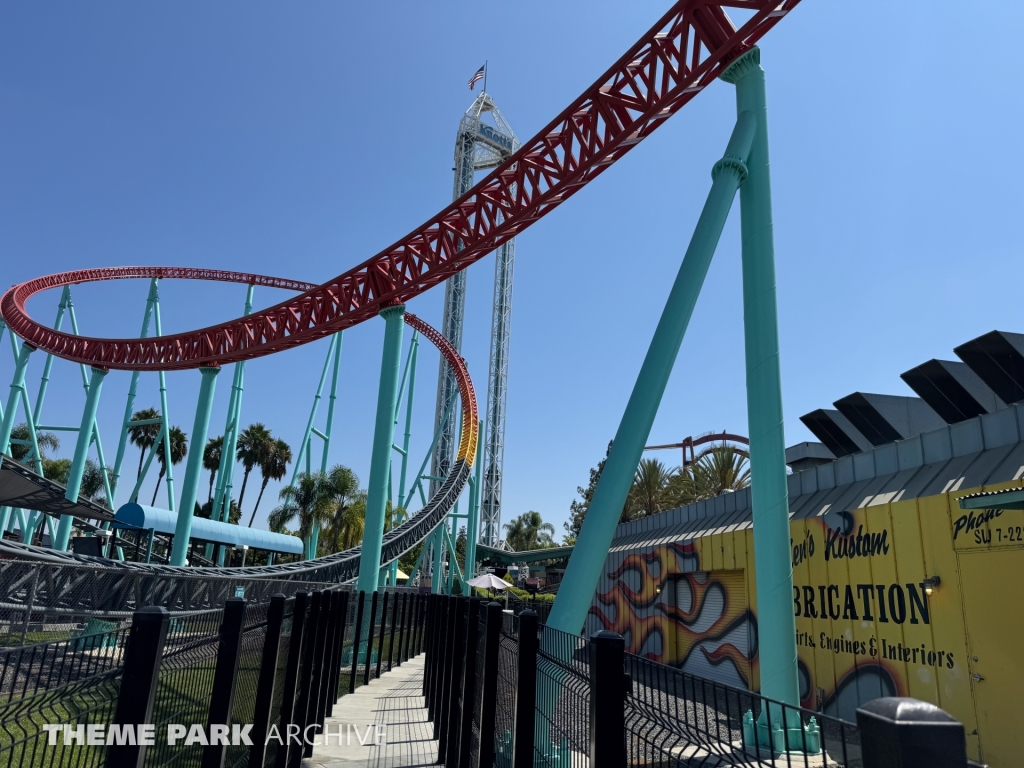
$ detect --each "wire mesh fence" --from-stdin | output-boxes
[0,585,429,768]
[625,653,862,767]
[534,625,590,768]
[0,624,129,768]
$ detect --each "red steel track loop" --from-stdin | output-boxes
[0,0,799,371]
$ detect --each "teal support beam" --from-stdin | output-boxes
[32,287,71,425]
[111,279,157,502]
[465,419,484,580]
[54,366,108,551]
[320,332,344,472]
[722,46,799,709]
[545,110,755,638]
[170,366,220,566]
[356,304,406,593]
[396,331,419,508]
[151,287,176,512]
[431,526,444,594]
[0,342,34,456]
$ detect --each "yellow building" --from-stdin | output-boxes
[588,403,1024,766]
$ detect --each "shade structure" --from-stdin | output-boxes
[112,503,303,555]
[466,572,510,591]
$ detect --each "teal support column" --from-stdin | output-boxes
[0,343,34,456]
[396,331,418,508]
[722,46,800,709]
[111,280,158,502]
[170,366,220,566]
[545,110,756,638]
[465,419,483,580]
[355,304,406,594]
[319,332,344,472]
[54,366,108,551]
[430,527,443,594]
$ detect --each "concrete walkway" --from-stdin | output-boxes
[303,655,437,768]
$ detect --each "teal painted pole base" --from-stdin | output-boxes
[341,644,378,666]
[743,710,821,757]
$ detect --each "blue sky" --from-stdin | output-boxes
[2,2,1022,538]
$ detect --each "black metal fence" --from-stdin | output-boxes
[0,587,429,768]
[433,600,865,768]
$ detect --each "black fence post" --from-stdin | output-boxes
[477,601,503,768]
[376,590,389,679]
[312,591,336,734]
[304,590,332,758]
[105,606,169,768]
[857,698,968,768]
[290,590,322,768]
[363,590,379,686]
[436,596,460,752]
[588,630,626,768]
[248,594,286,768]
[349,591,364,694]
[202,597,247,768]
[456,598,483,768]
[326,590,348,717]
[444,597,469,768]
[275,592,308,768]
[512,610,538,768]
[427,595,445,718]
[386,591,400,671]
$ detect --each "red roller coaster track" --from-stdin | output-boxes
[0,1,799,371]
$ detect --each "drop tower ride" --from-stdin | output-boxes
[431,91,519,547]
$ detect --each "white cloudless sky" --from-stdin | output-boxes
[2,2,1022,538]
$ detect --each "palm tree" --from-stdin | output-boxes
[203,435,223,504]
[248,439,293,527]
[625,458,677,520]
[275,471,335,559]
[152,426,187,505]
[503,511,556,552]
[235,423,272,514]
[324,464,364,551]
[81,459,114,507]
[9,423,60,465]
[689,446,750,499]
[128,408,162,479]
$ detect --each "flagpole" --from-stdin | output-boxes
[483,60,488,93]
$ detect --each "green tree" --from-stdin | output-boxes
[203,435,223,504]
[235,423,272,513]
[9,423,60,465]
[43,457,72,484]
[564,441,611,544]
[248,438,292,527]
[624,458,677,521]
[687,446,750,499]
[504,511,556,551]
[128,408,161,479]
[323,464,364,552]
[81,459,113,507]
[152,426,187,505]
[273,471,335,557]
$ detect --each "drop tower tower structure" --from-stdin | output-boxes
[431,90,519,547]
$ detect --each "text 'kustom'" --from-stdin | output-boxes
[43,723,387,747]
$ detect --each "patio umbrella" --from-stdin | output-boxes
[466,573,509,591]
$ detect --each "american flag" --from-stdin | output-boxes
[468,64,485,90]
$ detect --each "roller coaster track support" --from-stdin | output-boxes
[546,84,758,669]
[170,366,220,566]
[54,366,108,551]
[725,47,799,712]
[356,304,406,595]
[465,419,484,580]
[210,285,255,564]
